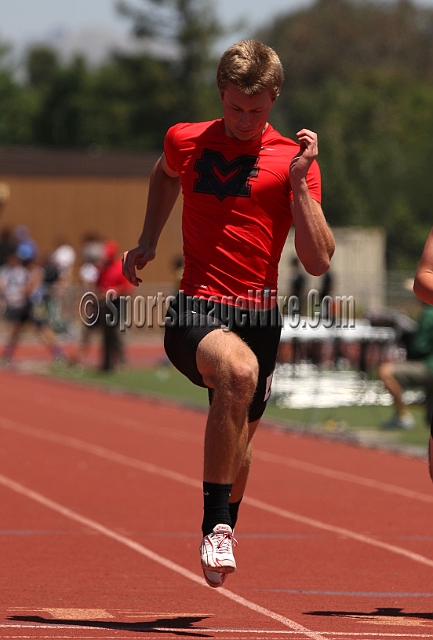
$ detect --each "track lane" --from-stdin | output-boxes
[2,370,433,638]
[2,408,433,570]
[2,398,432,566]
[0,474,326,639]
[3,371,432,502]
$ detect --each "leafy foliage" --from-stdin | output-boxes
[30,52,183,149]
[0,46,37,144]
[259,0,433,268]
[116,0,224,120]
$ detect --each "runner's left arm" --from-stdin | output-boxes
[289,129,335,276]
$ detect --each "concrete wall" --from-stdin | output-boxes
[0,174,183,285]
[279,226,386,314]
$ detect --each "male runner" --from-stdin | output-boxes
[122,39,335,587]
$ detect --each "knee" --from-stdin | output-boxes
[225,355,258,397]
[197,331,258,395]
[378,362,394,382]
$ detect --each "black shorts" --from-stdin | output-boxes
[4,301,48,328]
[164,293,282,422]
[4,304,31,324]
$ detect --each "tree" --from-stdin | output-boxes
[31,55,89,147]
[259,0,433,91]
[258,0,433,268]
[82,53,182,149]
[0,44,35,145]
[116,0,224,120]
[27,46,59,89]
[25,45,194,150]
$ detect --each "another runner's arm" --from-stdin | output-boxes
[289,129,335,276]
[122,154,181,286]
[414,227,433,305]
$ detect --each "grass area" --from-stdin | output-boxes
[265,401,430,448]
[49,362,430,453]
[56,363,209,407]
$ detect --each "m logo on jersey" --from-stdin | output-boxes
[194,149,259,201]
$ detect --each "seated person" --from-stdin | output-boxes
[378,302,433,429]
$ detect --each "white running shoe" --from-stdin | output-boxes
[382,412,415,430]
[202,569,228,588]
[200,524,237,588]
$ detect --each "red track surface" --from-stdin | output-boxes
[1,367,433,639]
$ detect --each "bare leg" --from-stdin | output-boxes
[196,329,258,485]
[378,362,406,415]
[429,436,433,483]
[38,324,57,352]
[3,322,23,360]
[230,419,260,502]
[39,324,57,350]
[38,324,66,360]
[70,325,91,365]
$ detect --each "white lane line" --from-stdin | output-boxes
[0,417,201,490]
[0,473,324,640]
[243,495,433,568]
[23,393,433,505]
[0,624,306,631]
[0,623,307,633]
[33,394,204,445]
[2,627,433,638]
[2,417,433,569]
[252,450,433,505]
[0,626,98,630]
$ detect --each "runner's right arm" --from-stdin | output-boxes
[122,154,181,286]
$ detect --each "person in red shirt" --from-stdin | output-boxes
[98,239,132,371]
[123,39,335,587]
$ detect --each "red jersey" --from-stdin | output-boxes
[98,259,133,295]
[164,119,321,306]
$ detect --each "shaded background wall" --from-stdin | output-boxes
[0,148,183,286]
[279,227,387,314]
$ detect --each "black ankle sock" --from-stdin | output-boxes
[229,497,242,531]
[202,482,232,536]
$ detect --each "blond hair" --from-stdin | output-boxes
[217,39,284,102]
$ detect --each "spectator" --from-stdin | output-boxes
[319,269,334,322]
[13,225,38,262]
[80,232,105,265]
[0,227,16,266]
[378,302,433,429]
[288,257,307,363]
[71,249,102,367]
[0,251,28,324]
[97,239,133,371]
[289,257,306,307]
[50,237,76,281]
[0,247,67,366]
[49,238,77,333]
